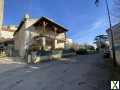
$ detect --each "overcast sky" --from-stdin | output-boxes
[4,0,114,45]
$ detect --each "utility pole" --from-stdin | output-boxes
[105,0,117,66]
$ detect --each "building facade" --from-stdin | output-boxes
[107,23,120,65]
[14,15,68,57]
[0,26,17,40]
[0,25,17,56]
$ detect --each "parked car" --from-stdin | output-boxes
[62,49,76,57]
[103,50,110,58]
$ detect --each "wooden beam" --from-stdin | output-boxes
[65,32,67,48]
[43,21,47,35]
[54,27,57,39]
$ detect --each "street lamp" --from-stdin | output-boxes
[95,0,117,66]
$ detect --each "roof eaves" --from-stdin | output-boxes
[41,17,69,32]
[13,19,25,36]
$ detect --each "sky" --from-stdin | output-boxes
[3,0,114,45]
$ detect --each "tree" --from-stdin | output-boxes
[88,46,95,51]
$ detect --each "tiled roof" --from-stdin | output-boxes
[14,16,69,36]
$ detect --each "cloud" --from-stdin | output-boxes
[71,18,108,45]
[90,19,103,30]
[72,19,105,39]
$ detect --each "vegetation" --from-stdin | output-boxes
[72,44,96,55]
[76,48,88,55]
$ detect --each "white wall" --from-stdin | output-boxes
[56,33,65,39]
[14,23,26,57]
[1,30,14,39]
[56,41,65,49]
[14,19,38,57]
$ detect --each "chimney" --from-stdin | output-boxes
[24,14,30,19]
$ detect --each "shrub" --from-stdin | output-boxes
[76,48,88,55]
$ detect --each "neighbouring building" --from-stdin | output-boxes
[94,35,109,52]
[0,25,17,40]
[0,25,17,56]
[14,15,68,57]
[107,23,120,65]
[0,0,18,56]
[0,0,4,28]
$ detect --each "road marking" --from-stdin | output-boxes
[29,66,40,69]
[26,70,32,72]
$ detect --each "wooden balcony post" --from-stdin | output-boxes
[53,27,57,49]
[43,21,47,36]
[42,37,46,50]
[54,27,57,39]
[65,32,67,48]
[42,21,47,50]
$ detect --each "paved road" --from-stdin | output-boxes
[0,57,25,74]
[0,54,111,90]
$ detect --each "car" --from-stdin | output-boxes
[103,51,110,58]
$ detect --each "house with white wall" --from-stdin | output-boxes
[0,25,17,56]
[14,15,68,57]
[0,25,17,40]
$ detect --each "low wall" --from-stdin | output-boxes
[31,49,76,63]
